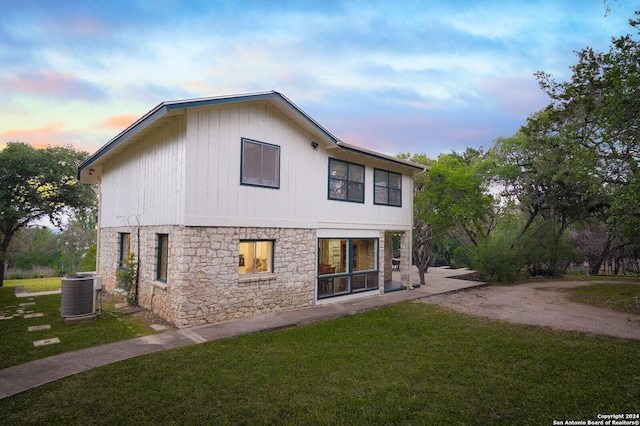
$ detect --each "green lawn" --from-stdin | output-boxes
[567,282,640,314]
[0,287,159,369]
[3,277,62,292]
[1,302,639,425]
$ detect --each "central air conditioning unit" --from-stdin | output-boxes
[60,274,103,318]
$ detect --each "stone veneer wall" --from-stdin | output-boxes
[379,230,410,291]
[98,226,317,328]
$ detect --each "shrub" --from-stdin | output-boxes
[7,266,57,280]
[115,254,139,306]
[450,246,473,269]
[473,235,526,283]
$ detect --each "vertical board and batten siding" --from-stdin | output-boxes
[184,102,326,228]
[99,116,187,228]
[183,102,414,230]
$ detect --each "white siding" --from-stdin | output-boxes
[183,103,413,231]
[100,115,187,227]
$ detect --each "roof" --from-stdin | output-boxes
[78,90,425,182]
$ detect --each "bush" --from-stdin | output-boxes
[7,266,57,280]
[450,246,473,269]
[81,244,97,272]
[473,235,526,283]
[115,254,139,306]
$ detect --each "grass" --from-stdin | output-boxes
[566,282,640,314]
[1,302,639,425]
[563,274,640,282]
[3,277,62,292]
[0,287,161,369]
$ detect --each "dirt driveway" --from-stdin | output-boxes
[420,280,640,340]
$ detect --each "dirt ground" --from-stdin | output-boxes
[419,280,640,340]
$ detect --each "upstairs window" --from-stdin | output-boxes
[374,169,402,206]
[328,158,364,203]
[241,138,280,188]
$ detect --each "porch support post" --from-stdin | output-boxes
[400,230,411,288]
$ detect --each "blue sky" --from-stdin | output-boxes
[0,0,636,159]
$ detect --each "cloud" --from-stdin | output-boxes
[1,122,72,147]
[96,114,140,130]
[0,122,100,152]
[1,70,107,101]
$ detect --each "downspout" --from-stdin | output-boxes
[94,184,101,275]
[134,215,141,307]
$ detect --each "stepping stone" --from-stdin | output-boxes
[0,316,13,320]
[150,324,169,331]
[33,338,60,347]
[28,325,51,331]
[19,302,35,307]
[24,313,45,319]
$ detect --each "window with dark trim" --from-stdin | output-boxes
[119,233,130,269]
[374,169,402,206]
[157,234,168,282]
[240,138,280,188]
[317,238,378,298]
[239,240,274,274]
[328,158,365,203]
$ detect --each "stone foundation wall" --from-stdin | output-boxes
[98,226,316,328]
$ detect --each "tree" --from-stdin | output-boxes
[7,227,61,273]
[398,153,434,285]
[0,142,96,286]
[59,209,97,273]
[481,9,640,280]
[400,151,496,284]
[535,10,640,243]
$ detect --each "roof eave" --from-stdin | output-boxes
[77,103,170,180]
[335,141,426,173]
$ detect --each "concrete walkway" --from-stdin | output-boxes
[0,267,484,400]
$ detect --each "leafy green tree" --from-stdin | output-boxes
[7,227,61,272]
[472,210,527,283]
[400,151,496,284]
[482,10,640,280]
[82,244,97,272]
[59,209,97,273]
[535,10,640,243]
[420,150,496,249]
[0,142,96,286]
[490,111,608,245]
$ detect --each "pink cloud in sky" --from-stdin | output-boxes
[1,122,80,149]
[96,114,139,130]
[3,70,106,101]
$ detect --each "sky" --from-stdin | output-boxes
[0,0,637,160]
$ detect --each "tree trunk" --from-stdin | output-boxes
[413,241,432,285]
[0,254,5,288]
[412,219,434,285]
[0,225,17,287]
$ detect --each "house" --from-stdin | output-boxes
[78,91,425,328]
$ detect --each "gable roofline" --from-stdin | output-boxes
[78,90,424,179]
